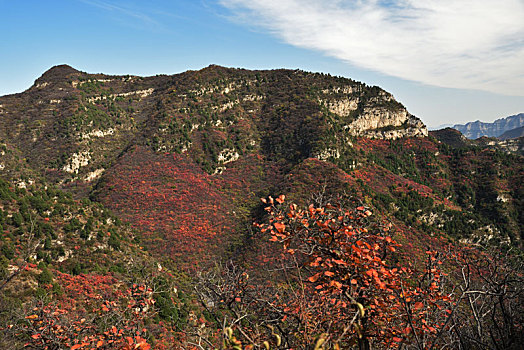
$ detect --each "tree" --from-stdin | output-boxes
[255,195,459,349]
[195,196,460,349]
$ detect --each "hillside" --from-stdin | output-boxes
[0,65,523,349]
[0,178,188,349]
[499,125,524,140]
[0,65,425,192]
[453,112,524,139]
[1,63,522,262]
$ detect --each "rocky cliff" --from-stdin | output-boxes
[321,86,427,140]
[347,110,427,139]
[453,113,524,139]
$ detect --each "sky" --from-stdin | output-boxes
[1,0,523,128]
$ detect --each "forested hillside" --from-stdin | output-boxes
[0,65,522,349]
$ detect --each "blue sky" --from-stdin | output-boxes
[1,0,523,127]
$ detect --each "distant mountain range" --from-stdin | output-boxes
[452,113,524,139]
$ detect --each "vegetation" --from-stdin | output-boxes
[0,65,522,348]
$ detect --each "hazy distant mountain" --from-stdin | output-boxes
[499,126,524,140]
[428,123,453,131]
[453,113,524,139]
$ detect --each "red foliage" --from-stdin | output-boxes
[96,146,267,268]
[15,271,173,349]
[255,198,456,349]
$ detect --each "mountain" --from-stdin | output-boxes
[499,125,524,140]
[0,65,523,349]
[428,123,453,131]
[0,63,521,260]
[0,64,426,193]
[431,127,524,155]
[452,113,524,139]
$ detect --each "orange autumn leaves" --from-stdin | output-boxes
[18,272,159,350]
[256,196,454,349]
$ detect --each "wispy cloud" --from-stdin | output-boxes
[220,0,524,96]
[78,0,161,28]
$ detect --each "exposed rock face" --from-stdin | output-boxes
[87,88,154,103]
[325,97,359,117]
[346,108,427,140]
[453,113,524,139]
[323,88,428,140]
[316,148,341,161]
[499,137,524,154]
[63,151,91,174]
[217,148,239,164]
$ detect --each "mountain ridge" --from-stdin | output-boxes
[453,113,524,139]
[0,65,521,257]
[499,125,524,140]
[0,65,428,193]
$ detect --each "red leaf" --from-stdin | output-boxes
[308,274,320,283]
[274,222,285,233]
[330,280,342,289]
[365,269,376,277]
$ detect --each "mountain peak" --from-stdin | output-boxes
[198,64,236,75]
[36,64,81,84]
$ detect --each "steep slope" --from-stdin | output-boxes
[0,65,430,264]
[0,65,426,193]
[499,125,524,140]
[1,65,522,268]
[0,176,188,348]
[453,112,524,139]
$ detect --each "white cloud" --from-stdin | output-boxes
[220,0,524,96]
